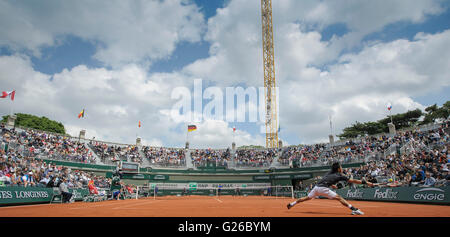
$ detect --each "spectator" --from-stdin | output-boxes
[39,174,50,187]
[59,177,73,203]
[403,173,412,186]
[422,172,436,187]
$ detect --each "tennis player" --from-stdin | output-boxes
[287,162,376,215]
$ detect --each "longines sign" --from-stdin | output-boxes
[0,187,53,205]
[0,187,90,205]
[0,190,50,199]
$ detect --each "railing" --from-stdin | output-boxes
[146,160,187,168]
[34,151,96,164]
[234,161,273,169]
[276,154,366,169]
[399,140,414,156]
[383,143,398,158]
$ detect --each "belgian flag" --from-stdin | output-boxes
[78,109,85,118]
[187,125,197,132]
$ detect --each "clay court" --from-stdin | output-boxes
[1,196,449,217]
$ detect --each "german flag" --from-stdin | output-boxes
[187,125,197,132]
[78,109,85,118]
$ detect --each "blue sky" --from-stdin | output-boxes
[0,0,449,147]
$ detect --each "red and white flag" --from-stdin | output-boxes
[1,90,15,101]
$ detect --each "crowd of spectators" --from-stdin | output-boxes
[89,142,120,164]
[280,121,450,169]
[122,145,142,163]
[89,142,140,164]
[278,133,411,168]
[0,125,109,190]
[290,121,449,190]
[1,119,448,179]
[279,144,329,168]
[0,149,110,189]
[2,128,95,164]
[142,146,186,167]
[343,125,449,188]
[191,148,231,167]
[234,149,276,168]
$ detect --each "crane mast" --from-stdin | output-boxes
[261,0,278,148]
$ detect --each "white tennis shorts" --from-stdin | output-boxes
[307,186,338,199]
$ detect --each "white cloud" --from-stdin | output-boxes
[0,0,206,67]
[0,54,181,145]
[182,0,448,144]
[1,0,448,147]
[278,30,450,143]
[0,54,266,148]
[186,120,265,149]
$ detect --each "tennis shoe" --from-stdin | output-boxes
[351,209,364,215]
[287,203,294,210]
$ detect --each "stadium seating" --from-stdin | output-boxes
[1,120,448,193]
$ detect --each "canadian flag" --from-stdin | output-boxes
[1,90,15,101]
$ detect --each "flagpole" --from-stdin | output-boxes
[329,115,332,135]
[389,109,393,124]
[9,91,14,117]
[186,124,189,148]
[233,127,235,144]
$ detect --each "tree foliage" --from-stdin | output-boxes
[421,101,450,125]
[1,113,66,134]
[338,101,449,139]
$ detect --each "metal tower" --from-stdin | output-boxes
[261,0,278,148]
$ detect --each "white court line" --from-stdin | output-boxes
[306,202,346,208]
[0,203,54,209]
[214,198,223,203]
[115,206,333,210]
[112,200,163,210]
[70,201,133,210]
[307,201,379,208]
[70,200,153,210]
[1,200,129,210]
[348,204,380,208]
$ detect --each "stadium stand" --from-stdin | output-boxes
[0,120,448,194]
[234,148,276,168]
[190,148,230,168]
[141,146,186,168]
